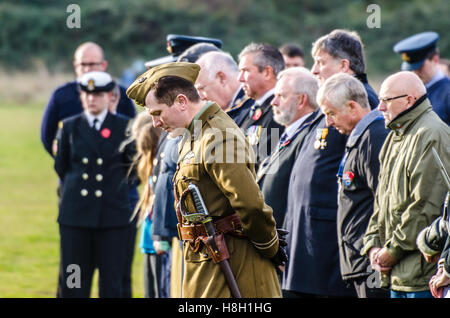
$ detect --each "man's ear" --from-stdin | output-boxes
[263,65,275,79]
[175,94,189,111]
[216,71,227,85]
[346,100,359,116]
[340,59,351,73]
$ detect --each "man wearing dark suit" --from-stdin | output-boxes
[54,71,136,298]
[195,51,253,128]
[237,43,285,168]
[256,67,318,228]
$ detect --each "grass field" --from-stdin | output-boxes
[0,100,144,298]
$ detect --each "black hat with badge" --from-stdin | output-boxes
[393,31,439,71]
[144,34,223,68]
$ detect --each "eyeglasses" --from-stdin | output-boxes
[76,62,104,67]
[378,94,408,103]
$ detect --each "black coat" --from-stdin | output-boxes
[336,110,389,280]
[240,94,285,168]
[257,112,316,228]
[54,112,136,229]
[283,112,356,296]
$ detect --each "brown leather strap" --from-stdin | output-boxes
[178,213,245,241]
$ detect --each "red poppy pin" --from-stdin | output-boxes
[252,108,262,121]
[100,128,111,138]
[343,171,354,186]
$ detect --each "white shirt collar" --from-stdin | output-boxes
[255,88,275,106]
[84,108,108,129]
[283,111,314,139]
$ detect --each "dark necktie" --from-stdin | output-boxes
[92,118,99,131]
[278,132,288,145]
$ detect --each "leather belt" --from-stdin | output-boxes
[178,213,246,241]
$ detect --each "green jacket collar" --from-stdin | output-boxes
[387,94,431,136]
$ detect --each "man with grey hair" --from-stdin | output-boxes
[311,29,378,109]
[317,73,389,298]
[195,51,253,127]
[238,43,285,168]
[257,67,318,228]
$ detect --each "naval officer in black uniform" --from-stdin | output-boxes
[54,71,136,298]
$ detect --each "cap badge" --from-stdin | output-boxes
[87,79,95,91]
[138,76,147,83]
[401,52,410,62]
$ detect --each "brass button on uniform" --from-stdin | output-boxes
[82,157,89,164]
[96,174,103,182]
[97,158,103,165]
[80,189,88,196]
[95,190,102,197]
[82,173,89,180]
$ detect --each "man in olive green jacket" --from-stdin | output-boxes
[126,62,284,298]
[362,71,450,298]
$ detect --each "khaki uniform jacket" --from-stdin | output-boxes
[173,103,281,298]
[363,98,450,292]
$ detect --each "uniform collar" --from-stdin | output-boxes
[387,94,431,135]
[425,69,446,89]
[346,109,384,148]
[255,88,275,106]
[84,108,108,128]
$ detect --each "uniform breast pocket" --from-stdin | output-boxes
[176,163,202,215]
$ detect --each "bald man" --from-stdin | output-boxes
[195,51,252,127]
[41,42,136,156]
[362,71,450,298]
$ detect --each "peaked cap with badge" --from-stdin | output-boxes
[126,62,200,107]
[393,31,439,71]
[78,71,116,93]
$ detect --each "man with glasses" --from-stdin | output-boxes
[41,42,136,157]
[362,71,450,298]
[41,42,137,298]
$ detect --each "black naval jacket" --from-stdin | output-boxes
[336,110,389,280]
[54,112,136,229]
[240,94,284,168]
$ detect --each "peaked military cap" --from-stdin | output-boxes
[393,31,439,71]
[145,34,223,68]
[126,62,200,107]
[78,71,115,92]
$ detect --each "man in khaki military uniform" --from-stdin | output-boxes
[126,62,285,298]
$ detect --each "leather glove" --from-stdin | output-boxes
[270,229,289,267]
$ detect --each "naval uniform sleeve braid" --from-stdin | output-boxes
[202,129,279,259]
[387,140,446,261]
[54,120,70,181]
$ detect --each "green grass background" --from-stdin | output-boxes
[0,101,144,297]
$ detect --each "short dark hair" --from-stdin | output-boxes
[238,43,285,76]
[312,29,366,74]
[279,43,304,58]
[153,76,200,106]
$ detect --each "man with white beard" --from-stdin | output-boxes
[256,67,318,228]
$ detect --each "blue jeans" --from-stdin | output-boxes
[390,290,433,298]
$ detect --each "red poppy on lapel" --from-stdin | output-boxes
[100,128,111,138]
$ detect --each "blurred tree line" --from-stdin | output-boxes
[0,0,448,78]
